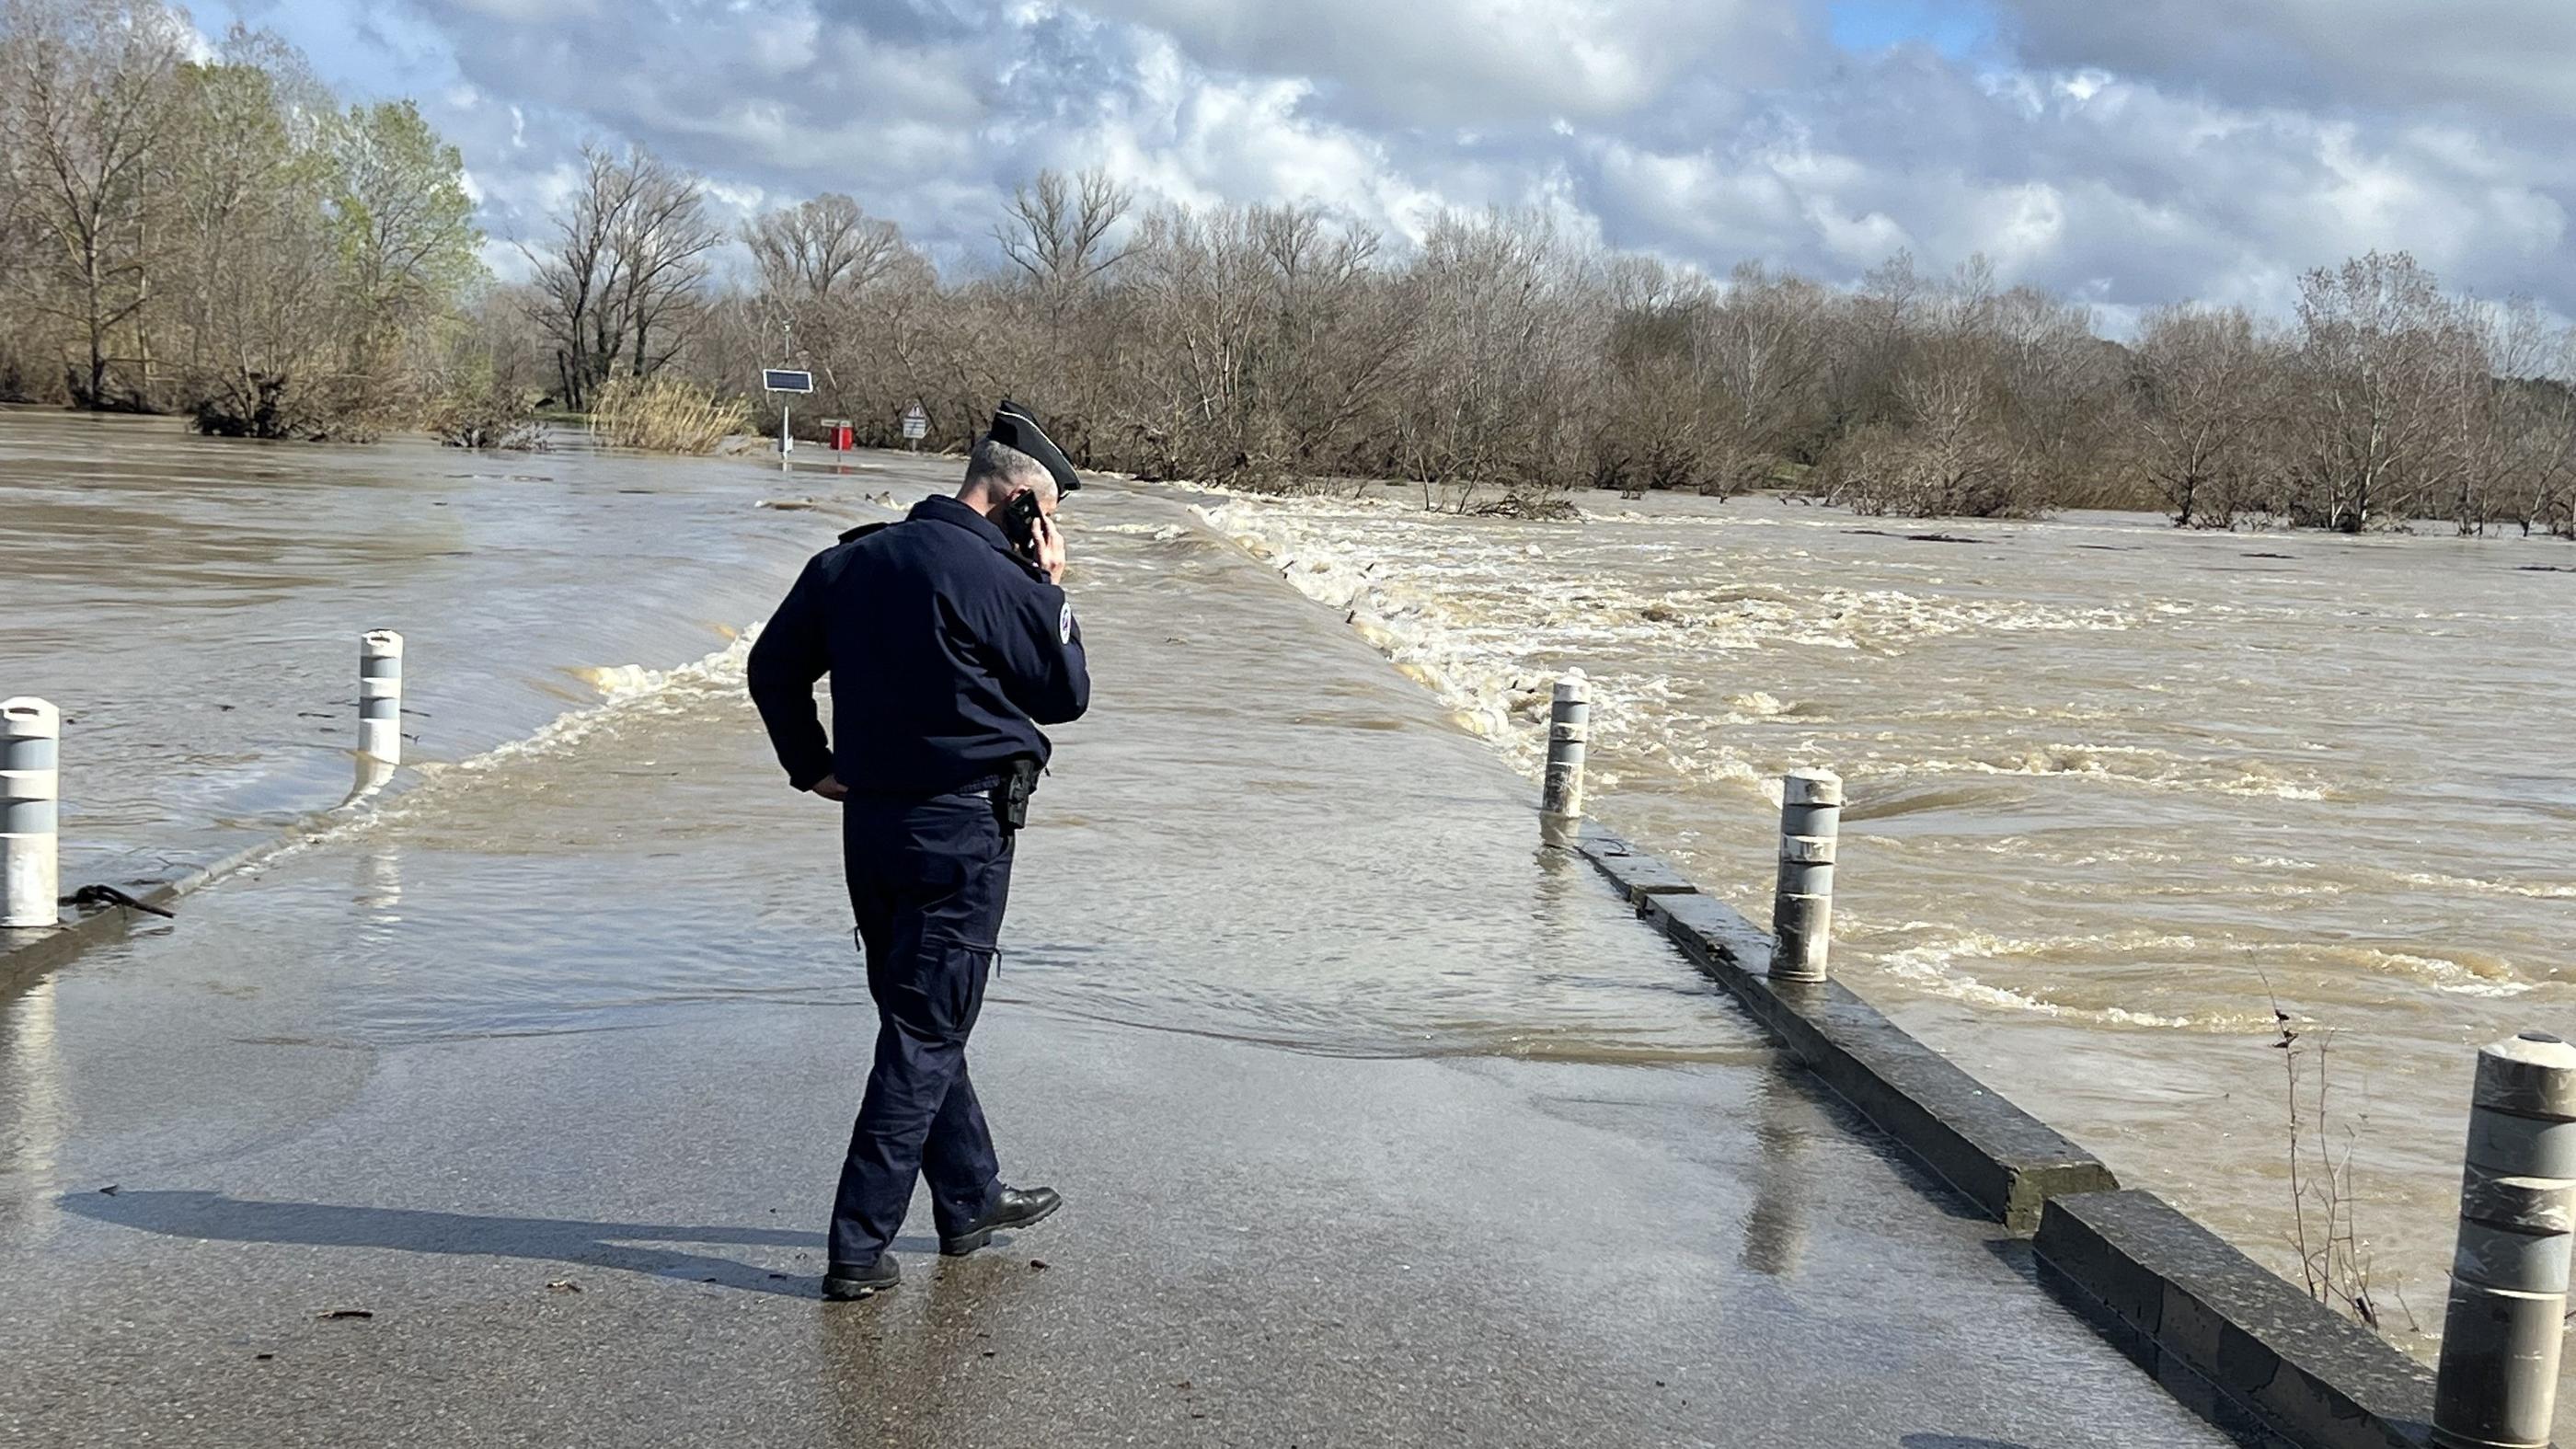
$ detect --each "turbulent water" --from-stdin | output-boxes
[1198,483,2576,1350]
[6,406,2570,1363]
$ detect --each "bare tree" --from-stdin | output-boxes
[2488,323,2576,539]
[994,167,1134,299]
[1396,208,1599,512]
[608,153,722,379]
[2132,305,2282,527]
[1118,202,1268,477]
[1824,369,2033,518]
[744,192,906,304]
[1249,204,1409,476]
[168,54,346,436]
[521,145,719,409]
[520,147,626,409]
[1701,264,1830,493]
[1591,255,1717,494]
[2288,251,2482,533]
[2438,296,2567,535]
[738,191,936,444]
[0,0,190,407]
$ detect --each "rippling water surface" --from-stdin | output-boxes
[0,408,835,880]
[8,405,2570,1369]
[1201,483,2576,1353]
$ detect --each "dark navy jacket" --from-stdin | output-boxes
[747,495,1090,797]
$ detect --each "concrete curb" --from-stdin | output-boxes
[1575,825,2116,1233]
[1573,822,2443,1449]
[2034,1190,2435,1449]
[0,834,288,990]
[1577,832,1700,903]
[0,880,181,988]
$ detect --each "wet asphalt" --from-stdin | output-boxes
[0,464,2237,1447]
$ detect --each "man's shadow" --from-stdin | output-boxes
[61,1190,936,1300]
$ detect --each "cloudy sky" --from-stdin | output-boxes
[190,0,2574,328]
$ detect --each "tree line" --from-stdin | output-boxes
[0,0,482,437]
[615,160,2576,535]
[6,0,2571,534]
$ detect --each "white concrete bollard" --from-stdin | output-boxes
[359,631,404,766]
[1768,769,1843,983]
[1,698,61,929]
[1539,674,1590,847]
[2432,1030,2576,1449]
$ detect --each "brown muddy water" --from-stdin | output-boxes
[0,407,838,884]
[1200,483,2576,1358]
[4,404,2567,1374]
[0,408,1745,1056]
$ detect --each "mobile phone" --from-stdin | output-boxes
[1002,489,1044,555]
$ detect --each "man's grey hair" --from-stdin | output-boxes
[965,436,1056,498]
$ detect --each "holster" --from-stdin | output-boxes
[992,757,1041,832]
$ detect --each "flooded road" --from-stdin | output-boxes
[0,422,2237,1446]
[0,410,1749,1062]
[1202,484,2576,1355]
[0,407,830,883]
[4,404,2565,1380]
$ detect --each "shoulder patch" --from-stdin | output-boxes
[1059,601,1075,644]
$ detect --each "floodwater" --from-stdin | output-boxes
[0,408,830,883]
[0,408,1743,1066]
[4,404,2567,1370]
[1201,483,2576,1355]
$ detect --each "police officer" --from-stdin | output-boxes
[747,400,1091,1302]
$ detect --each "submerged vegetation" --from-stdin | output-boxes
[588,374,745,454]
[423,376,543,451]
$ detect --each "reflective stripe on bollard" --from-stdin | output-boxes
[1,697,61,929]
[1769,769,1842,983]
[359,631,404,766]
[2432,1030,2576,1449]
[1540,673,1589,848]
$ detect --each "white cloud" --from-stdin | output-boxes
[1072,0,1806,125]
[193,0,2576,323]
[1998,1,2576,122]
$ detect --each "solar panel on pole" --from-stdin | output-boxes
[762,370,814,454]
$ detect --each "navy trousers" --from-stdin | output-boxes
[830,787,1011,1267]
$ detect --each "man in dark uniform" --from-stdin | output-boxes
[747,400,1091,1302]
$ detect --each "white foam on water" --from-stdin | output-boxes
[1192,496,2218,812]
[286,631,760,852]
[2396,868,2576,901]
[125,628,764,906]
[1870,929,2266,1030]
[1190,491,2546,1041]
[1872,925,2537,1024]
[1194,499,1794,792]
[1864,743,2336,802]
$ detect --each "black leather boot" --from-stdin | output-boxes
[822,1257,901,1301]
[939,1185,1062,1257]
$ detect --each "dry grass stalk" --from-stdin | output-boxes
[589,375,749,454]
[2266,983,2398,1330]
